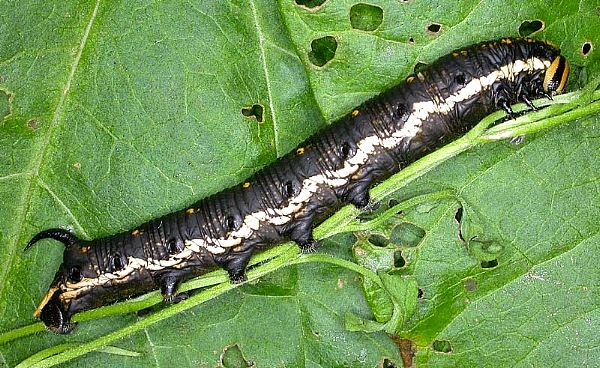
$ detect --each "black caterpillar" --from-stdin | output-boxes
[26,38,569,333]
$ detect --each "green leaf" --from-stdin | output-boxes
[1,1,599,367]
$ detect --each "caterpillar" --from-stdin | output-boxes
[26,38,569,333]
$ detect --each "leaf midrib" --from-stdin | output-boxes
[0,0,100,307]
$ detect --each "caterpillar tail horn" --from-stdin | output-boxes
[24,229,79,251]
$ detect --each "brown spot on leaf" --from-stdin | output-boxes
[464,278,477,292]
[27,118,40,129]
[390,336,416,368]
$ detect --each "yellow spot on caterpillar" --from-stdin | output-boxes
[80,246,91,253]
[233,245,243,252]
[132,229,140,236]
[243,182,251,189]
[406,76,415,83]
[501,38,512,44]
[186,208,195,215]
[296,147,305,155]
[351,109,360,117]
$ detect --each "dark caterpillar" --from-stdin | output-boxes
[26,38,570,333]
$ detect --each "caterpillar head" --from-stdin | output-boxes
[25,229,94,333]
[543,54,570,95]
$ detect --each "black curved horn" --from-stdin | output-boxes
[24,229,79,251]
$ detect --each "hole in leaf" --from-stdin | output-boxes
[454,207,463,223]
[425,22,442,36]
[368,234,389,247]
[464,278,477,292]
[581,42,592,57]
[220,344,253,368]
[390,223,425,247]
[241,104,264,123]
[308,36,338,67]
[350,3,383,31]
[413,61,428,74]
[381,358,397,368]
[417,288,424,298]
[519,19,545,37]
[388,199,399,208]
[518,20,544,37]
[432,340,452,353]
[481,259,498,268]
[295,0,326,8]
[408,37,415,44]
[394,251,405,267]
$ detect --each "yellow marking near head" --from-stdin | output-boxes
[296,147,305,155]
[406,76,415,83]
[243,182,251,189]
[186,208,195,215]
[543,55,569,95]
[33,287,60,318]
[351,109,360,117]
[132,229,140,236]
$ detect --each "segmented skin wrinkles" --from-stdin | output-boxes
[26,38,570,333]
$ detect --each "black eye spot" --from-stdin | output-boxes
[112,253,124,271]
[581,42,592,57]
[454,73,466,85]
[225,215,237,231]
[308,36,338,67]
[69,266,82,283]
[340,142,351,159]
[284,181,295,198]
[518,19,544,37]
[167,238,179,255]
[396,103,407,119]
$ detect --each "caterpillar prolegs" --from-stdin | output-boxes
[26,38,569,333]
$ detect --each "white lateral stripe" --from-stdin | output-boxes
[61,57,552,298]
